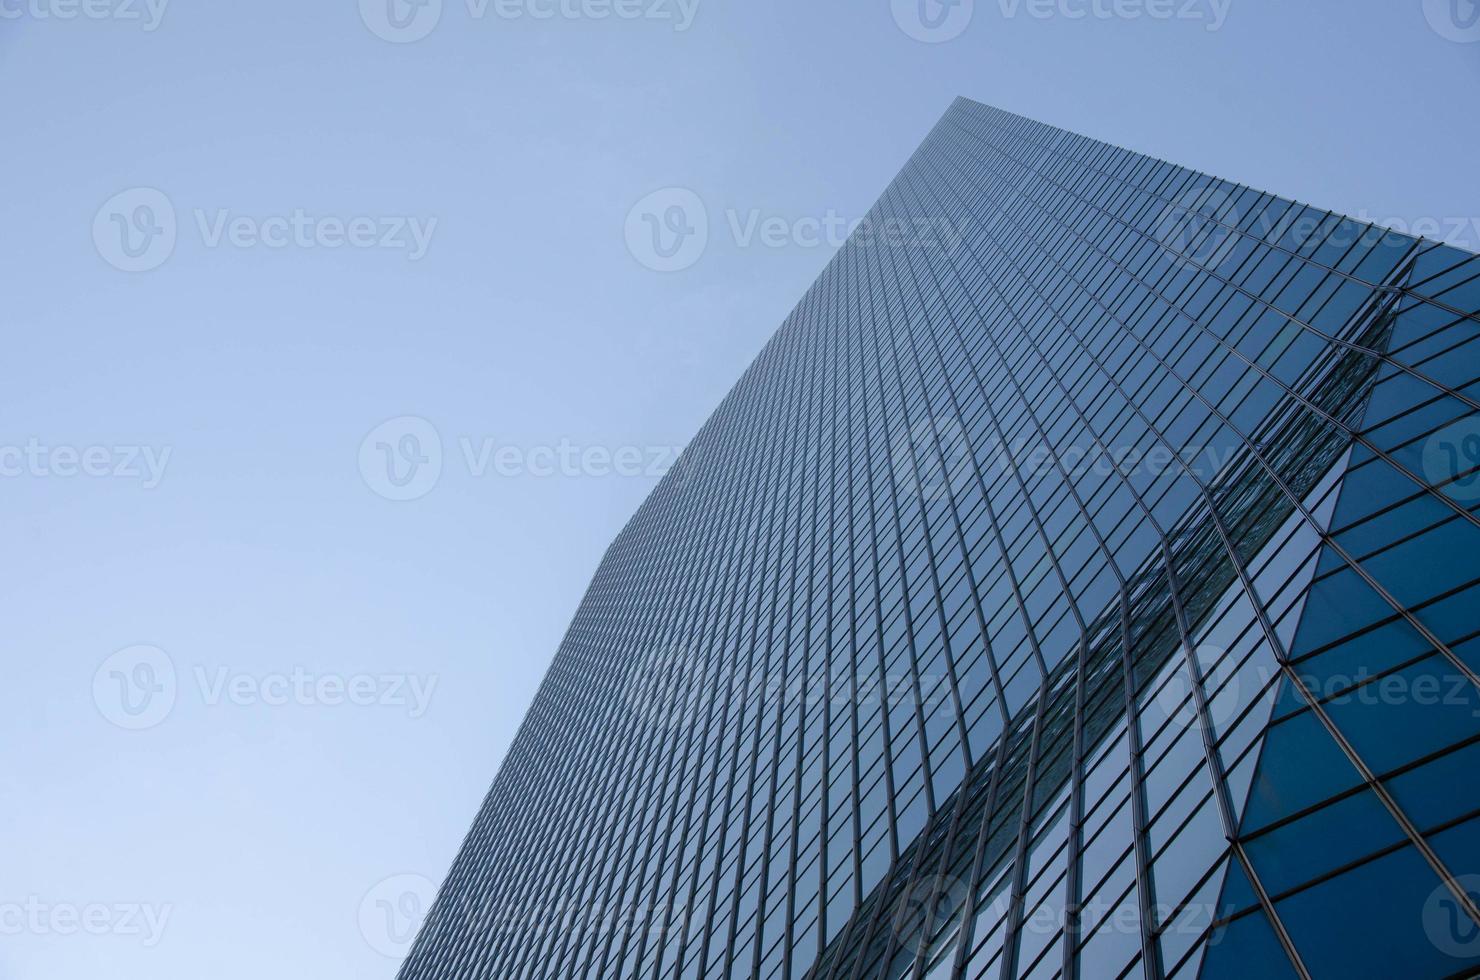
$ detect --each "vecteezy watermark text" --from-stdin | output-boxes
[1153,184,1480,275]
[0,0,168,29]
[996,0,1231,30]
[93,187,437,273]
[0,439,171,488]
[892,0,1231,43]
[1352,211,1480,253]
[362,875,691,959]
[358,416,684,502]
[93,645,439,730]
[0,898,172,947]
[359,0,699,43]
[624,186,964,273]
[622,644,956,732]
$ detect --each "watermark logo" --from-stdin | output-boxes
[359,0,443,41]
[1424,0,1480,42]
[620,645,711,732]
[892,0,974,42]
[625,187,709,272]
[0,0,169,30]
[1154,185,1241,274]
[889,414,971,504]
[890,875,968,955]
[93,645,177,731]
[1424,876,1480,958]
[360,873,437,958]
[93,188,177,273]
[1152,646,1235,734]
[1423,416,1480,503]
[359,416,444,502]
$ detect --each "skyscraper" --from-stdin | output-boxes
[397,98,1480,979]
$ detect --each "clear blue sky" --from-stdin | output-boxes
[1,1,1476,977]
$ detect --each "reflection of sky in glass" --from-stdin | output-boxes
[1,2,1477,978]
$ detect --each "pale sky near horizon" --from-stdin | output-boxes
[1,1,1477,977]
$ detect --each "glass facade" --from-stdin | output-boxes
[397,98,1480,980]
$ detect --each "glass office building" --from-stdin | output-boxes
[397,98,1480,979]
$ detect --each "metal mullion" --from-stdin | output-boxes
[1158,546,1313,979]
[855,235,943,823]
[926,121,1480,706]
[827,235,936,980]
[1196,471,1480,942]
[975,105,1480,333]
[928,323,1111,980]
[886,170,1128,980]
[402,619,575,976]
[947,717,1023,978]
[556,538,731,980]
[639,470,777,980]
[686,335,812,979]
[636,285,837,980]
[932,125,1480,970]
[941,114,1480,445]
[464,559,642,970]
[815,248,881,980]
[1070,213,1480,688]
[1115,596,1166,980]
[906,750,997,980]
[995,691,1051,980]
[580,551,706,978]
[841,244,873,916]
[875,185,1008,769]
[784,271,841,980]
[811,241,851,962]
[750,282,831,980]
[554,325,803,980]
[490,525,700,978]
[865,190,1013,980]
[943,114,1480,427]
[915,141,1319,976]
[550,370,787,980]
[485,529,686,979]
[535,377,784,980]
[1170,449,1480,965]
[904,146,1215,980]
[717,310,822,979]
[832,248,925,980]
[851,241,912,873]
[834,859,902,980]
[880,183,1087,979]
[671,330,812,980]
[905,226,1128,980]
